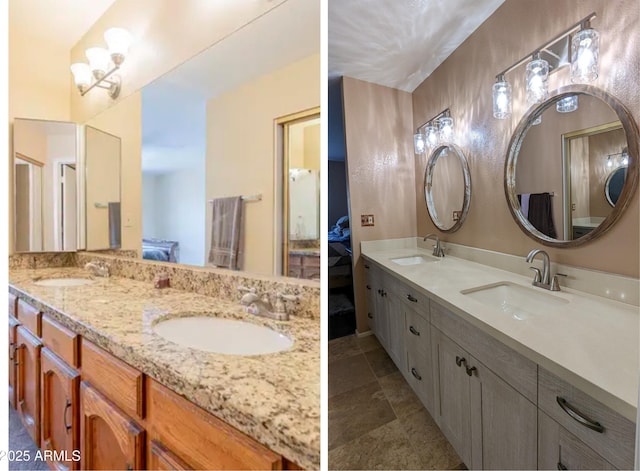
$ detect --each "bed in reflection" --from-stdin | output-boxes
[142,238,180,263]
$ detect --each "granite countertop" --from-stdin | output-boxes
[9,267,319,469]
[361,243,639,422]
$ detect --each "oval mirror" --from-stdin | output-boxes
[424,143,471,232]
[505,85,639,246]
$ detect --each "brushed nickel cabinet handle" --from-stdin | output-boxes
[455,356,466,367]
[406,294,418,303]
[409,326,420,336]
[465,365,477,376]
[366,284,371,290]
[556,397,605,433]
[367,313,373,319]
[411,368,422,381]
[364,264,370,269]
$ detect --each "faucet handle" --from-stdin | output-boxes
[272,292,300,315]
[529,267,541,283]
[237,285,257,294]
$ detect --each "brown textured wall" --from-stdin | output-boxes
[413,0,640,277]
[342,77,416,333]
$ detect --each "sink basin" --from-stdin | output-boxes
[153,316,293,355]
[34,278,95,287]
[391,255,436,266]
[461,282,569,320]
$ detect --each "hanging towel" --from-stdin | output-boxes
[208,196,243,270]
[108,202,121,248]
[520,193,531,219]
[528,193,557,238]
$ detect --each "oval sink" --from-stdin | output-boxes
[34,278,95,287]
[153,316,293,355]
[391,255,437,266]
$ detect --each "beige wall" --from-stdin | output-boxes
[413,0,640,277]
[85,92,142,254]
[9,25,71,254]
[206,54,320,275]
[342,77,417,333]
[69,0,287,124]
[589,129,627,217]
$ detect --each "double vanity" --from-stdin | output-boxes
[8,255,320,470]
[361,238,637,470]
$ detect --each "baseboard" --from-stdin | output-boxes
[355,329,373,338]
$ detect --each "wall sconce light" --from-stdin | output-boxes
[606,148,629,168]
[413,109,453,155]
[70,27,132,99]
[492,12,597,120]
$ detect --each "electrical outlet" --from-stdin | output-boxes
[453,211,462,222]
[361,214,374,226]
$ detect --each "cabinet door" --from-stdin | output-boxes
[432,328,471,466]
[405,308,433,415]
[364,266,378,334]
[9,316,19,409]
[16,325,42,445]
[386,293,406,372]
[148,440,193,470]
[538,410,615,470]
[469,355,537,470]
[80,381,144,471]
[41,348,80,471]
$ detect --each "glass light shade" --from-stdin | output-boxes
[439,117,454,143]
[104,27,132,63]
[414,132,426,155]
[492,80,512,119]
[425,124,439,148]
[556,96,579,113]
[622,152,629,166]
[526,58,549,107]
[571,28,599,83]
[606,156,613,168]
[70,63,92,88]
[85,47,111,75]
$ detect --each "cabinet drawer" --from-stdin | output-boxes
[9,292,17,317]
[17,299,41,337]
[146,378,283,470]
[80,340,144,420]
[430,300,537,403]
[394,281,430,314]
[538,367,635,470]
[42,315,79,368]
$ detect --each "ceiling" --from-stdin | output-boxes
[328,0,505,92]
[141,0,319,174]
[9,0,117,47]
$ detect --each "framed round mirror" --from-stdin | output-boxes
[424,143,471,232]
[505,85,639,247]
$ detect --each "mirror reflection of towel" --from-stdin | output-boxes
[208,197,243,270]
[108,202,121,248]
[528,193,556,238]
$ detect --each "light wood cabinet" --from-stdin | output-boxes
[9,316,19,408]
[16,325,42,445]
[432,327,537,469]
[538,410,615,470]
[364,264,390,346]
[41,348,80,471]
[148,440,193,470]
[385,292,406,372]
[404,306,433,415]
[80,381,145,471]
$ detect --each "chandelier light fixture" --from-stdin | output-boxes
[70,27,133,99]
[492,13,598,120]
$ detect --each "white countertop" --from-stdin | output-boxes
[361,240,639,421]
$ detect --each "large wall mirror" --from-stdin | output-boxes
[505,85,639,247]
[424,144,471,232]
[13,118,79,252]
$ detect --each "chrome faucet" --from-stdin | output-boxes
[84,261,110,277]
[423,233,445,257]
[238,287,299,321]
[525,249,562,291]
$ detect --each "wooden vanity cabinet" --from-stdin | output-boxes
[80,381,145,471]
[41,348,80,471]
[16,325,43,445]
[145,378,283,470]
[9,315,20,408]
[404,306,434,415]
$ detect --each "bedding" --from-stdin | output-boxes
[142,238,179,263]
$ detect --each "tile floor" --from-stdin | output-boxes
[8,405,49,471]
[328,334,465,470]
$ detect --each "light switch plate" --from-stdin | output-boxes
[361,214,374,226]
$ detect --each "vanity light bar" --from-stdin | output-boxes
[414,108,453,155]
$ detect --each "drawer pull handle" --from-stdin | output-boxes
[64,400,72,432]
[455,356,466,367]
[411,368,422,381]
[406,294,418,303]
[368,313,373,319]
[366,285,371,290]
[556,397,604,433]
[465,365,477,376]
[364,264,370,269]
[557,462,567,470]
[409,326,420,336]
